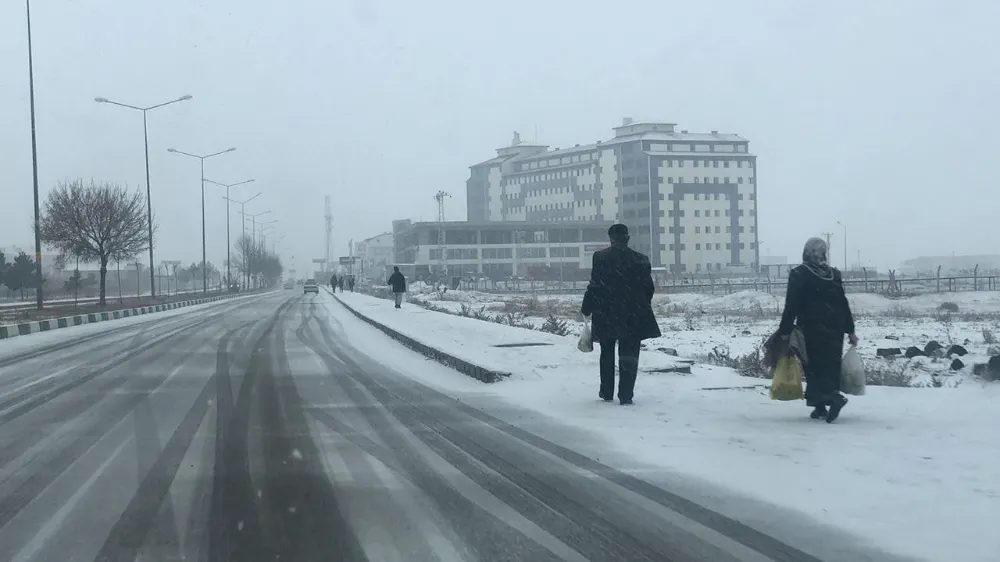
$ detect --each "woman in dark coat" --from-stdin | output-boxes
[778,237,859,422]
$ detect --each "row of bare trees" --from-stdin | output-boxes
[232,233,283,289]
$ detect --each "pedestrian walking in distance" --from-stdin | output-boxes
[581,224,661,405]
[337,277,345,293]
[388,266,407,309]
[330,274,337,292]
[778,237,859,423]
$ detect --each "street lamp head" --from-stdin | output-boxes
[226,147,237,153]
[167,148,177,153]
[94,97,108,103]
[179,95,193,101]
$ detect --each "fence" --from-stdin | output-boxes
[441,274,1000,297]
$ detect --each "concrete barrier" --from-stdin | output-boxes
[331,291,510,384]
[0,292,255,341]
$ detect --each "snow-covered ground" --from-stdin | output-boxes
[331,290,999,562]
[404,288,1000,388]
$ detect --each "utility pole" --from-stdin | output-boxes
[433,190,451,279]
[821,232,833,257]
[324,195,333,275]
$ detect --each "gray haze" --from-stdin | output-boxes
[2,0,998,274]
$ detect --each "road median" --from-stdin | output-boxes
[0,291,263,341]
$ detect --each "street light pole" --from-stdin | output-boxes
[24,0,44,310]
[95,94,191,298]
[167,147,236,293]
[837,221,848,272]
[206,179,254,288]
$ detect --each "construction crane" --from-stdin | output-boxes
[324,195,333,273]
[433,190,451,278]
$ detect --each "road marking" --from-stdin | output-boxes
[0,365,78,403]
[11,439,131,562]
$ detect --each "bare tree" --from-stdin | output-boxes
[40,179,152,305]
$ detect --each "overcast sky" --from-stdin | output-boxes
[2,0,998,275]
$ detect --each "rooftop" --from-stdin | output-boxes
[480,120,751,166]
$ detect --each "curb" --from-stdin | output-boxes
[331,291,511,383]
[0,292,252,341]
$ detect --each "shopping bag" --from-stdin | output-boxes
[841,345,866,396]
[578,318,594,353]
[769,355,804,401]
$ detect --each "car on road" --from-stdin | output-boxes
[303,279,319,294]
[283,281,294,290]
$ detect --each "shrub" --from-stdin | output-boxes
[706,342,770,379]
[866,361,916,387]
[983,328,996,345]
[939,302,960,313]
[539,314,569,336]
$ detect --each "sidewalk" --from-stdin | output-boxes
[334,291,694,383]
[330,291,999,562]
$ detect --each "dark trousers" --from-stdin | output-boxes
[599,339,641,401]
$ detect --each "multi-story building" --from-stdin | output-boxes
[353,232,394,282]
[392,219,612,281]
[467,120,759,273]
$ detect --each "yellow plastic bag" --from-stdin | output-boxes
[769,355,804,401]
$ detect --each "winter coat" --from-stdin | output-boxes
[778,264,856,405]
[388,271,406,293]
[581,244,661,342]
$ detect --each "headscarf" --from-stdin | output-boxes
[801,237,834,281]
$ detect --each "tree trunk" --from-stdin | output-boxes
[99,257,109,306]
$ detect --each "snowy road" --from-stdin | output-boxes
[0,292,873,562]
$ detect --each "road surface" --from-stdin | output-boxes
[0,292,841,562]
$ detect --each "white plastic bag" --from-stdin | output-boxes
[578,317,594,352]
[841,345,866,396]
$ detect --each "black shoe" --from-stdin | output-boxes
[826,395,848,423]
[620,399,633,406]
[810,406,828,419]
[599,393,613,402]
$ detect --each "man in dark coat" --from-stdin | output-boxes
[388,266,406,308]
[581,224,661,405]
[778,237,859,423]
[330,274,337,291]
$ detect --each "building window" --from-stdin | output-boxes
[696,263,702,271]
[750,226,756,233]
[726,226,731,233]
[695,243,701,250]
[667,177,674,184]
[713,161,719,168]
[715,226,721,233]
[751,209,756,216]
[669,227,675,233]
[738,161,743,168]
[678,160,684,167]
[694,193,700,201]
[739,226,745,233]
[681,244,686,251]
[740,210,745,217]
[695,226,701,234]
[714,210,720,217]
[694,160,700,168]
[725,210,731,217]
[726,243,732,250]
[750,192,756,200]
[715,243,721,250]
[750,243,756,250]
[694,210,701,217]
[740,243,746,250]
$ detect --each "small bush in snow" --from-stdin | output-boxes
[539,315,569,336]
[866,361,916,387]
[983,328,996,345]
[706,343,770,379]
[939,302,960,313]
